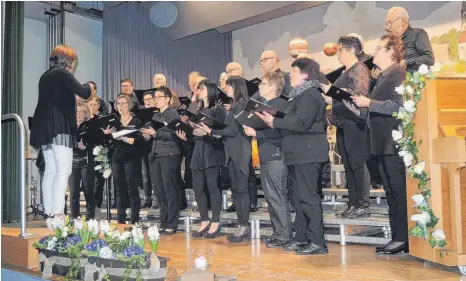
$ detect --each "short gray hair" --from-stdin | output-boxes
[114,94,133,111]
[388,7,410,22]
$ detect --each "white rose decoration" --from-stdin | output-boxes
[432,230,446,241]
[120,231,131,241]
[411,211,431,226]
[94,165,102,171]
[392,130,403,142]
[412,194,426,207]
[395,85,405,95]
[148,225,160,242]
[413,161,425,175]
[418,64,429,75]
[103,169,112,179]
[88,219,99,236]
[93,146,102,156]
[99,246,113,259]
[403,100,416,113]
[406,85,414,95]
[399,150,414,167]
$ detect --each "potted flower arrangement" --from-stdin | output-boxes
[33,216,98,280]
[86,223,168,281]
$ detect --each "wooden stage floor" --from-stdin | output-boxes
[2,222,465,281]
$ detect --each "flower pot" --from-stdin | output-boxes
[37,249,88,279]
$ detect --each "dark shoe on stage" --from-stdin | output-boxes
[162,229,177,236]
[261,235,276,244]
[266,239,289,249]
[282,240,307,252]
[348,207,371,219]
[381,242,408,255]
[192,222,211,238]
[250,203,259,213]
[339,206,356,218]
[296,243,329,255]
[204,224,222,239]
[228,226,251,243]
[226,203,236,213]
[141,201,152,209]
[375,240,394,253]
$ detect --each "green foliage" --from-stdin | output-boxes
[120,254,146,281]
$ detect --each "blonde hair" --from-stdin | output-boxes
[114,94,133,111]
[76,102,91,121]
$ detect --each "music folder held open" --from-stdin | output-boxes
[324,85,353,102]
[246,99,286,118]
[166,119,194,138]
[190,111,227,130]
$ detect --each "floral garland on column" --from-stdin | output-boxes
[391,64,446,250]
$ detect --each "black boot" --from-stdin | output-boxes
[348,207,371,218]
[339,206,356,218]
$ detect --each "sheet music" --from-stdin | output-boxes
[112,129,137,139]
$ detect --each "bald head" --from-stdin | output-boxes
[226,62,243,77]
[385,7,410,36]
[260,50,280,75]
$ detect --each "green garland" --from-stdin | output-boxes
[392,64,446,252]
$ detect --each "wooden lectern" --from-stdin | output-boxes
[407,78,466,272]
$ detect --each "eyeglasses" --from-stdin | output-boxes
[226,68,239,74]
[144,98,153,102]
[375,45,388,52]
[116,101,128,106]
[259,57,275,64]
[121,85,132,88]
[154,95,168,100]
[385,17,401,28]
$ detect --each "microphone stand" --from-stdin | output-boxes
[106,176,111,221]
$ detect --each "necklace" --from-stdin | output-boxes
[121,114,131,125]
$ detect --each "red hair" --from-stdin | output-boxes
[49,45,78,68]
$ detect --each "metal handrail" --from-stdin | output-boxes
[1,113,35,238]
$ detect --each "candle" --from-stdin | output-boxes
[195,256,207,270]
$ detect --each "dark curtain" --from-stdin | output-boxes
[102,2,232,102]
[1,1,24,222]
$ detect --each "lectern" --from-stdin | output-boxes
[407,78,466,272]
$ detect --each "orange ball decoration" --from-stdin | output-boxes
[323,42,338,56]
[288,37,309,58]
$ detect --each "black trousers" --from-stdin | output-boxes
[367,155,383,185]
[70,167,89,218]
[376,154,408,243]
[228,159,250,226]
[94,172,105,208]
[337,125,370,208]
[260,160,292,241]
[141,155,152,200]
[192,166,222,222]
[248,161,258,205]
[151,155,182,229]
[288,162,326,245]
[112,158,141,224]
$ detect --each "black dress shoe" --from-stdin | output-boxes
[266,239,289,248]
[261,236,275,244]
[339,206,356,218]
[348,207,371,218]
[250,203,259,212]
[141,201,152,209]
[282,240,307,252]
[296,243,329,255]
[375,241,394,253]
[192,222,211,238]
[162,229,177,236]
[226,204,236,213]
[381,242,408,254]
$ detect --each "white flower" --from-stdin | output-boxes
[119,231,131,241]
[406,85,414,95]
[392,130,403,142]
[399,150,414,167]
[431,62,442,73]
[395,84,405,95]
[148,225,160,242]
[52,237,58,242]
[418,64,429,75]
[61,230,68,238]
[432,230,446,241]
[412,194,426,207]
[403,100,416,113]
[411,211,431,226]
[87,219,99,236]
[100,221,111,235]
[103,169,112,179]
[94,165,102,171]
[93,146,102,156]
[46,217,65,231]
[74,218,84,231]
[131,226,145,244]
[99,246,113,259]
[413,161,425,175]
[46,239,56,250]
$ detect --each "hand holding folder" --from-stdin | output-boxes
[190,112,227,130]
[246,99,286,118]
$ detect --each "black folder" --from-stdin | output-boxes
[142,120,166,131]
[234,109,269,130]
[244,78,259,97]
[134,89,156,106]
[324,85,353,102]
[166,119,194,138]
[249,78,262,86]
[217,88,232,105]
[134,107,159,124]
[88,113,122,130]
[178,97,192,109]
[246,99,286,118]
[191,112,227,130]
[178,109,196,119]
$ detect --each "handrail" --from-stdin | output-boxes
[1,113,35,238]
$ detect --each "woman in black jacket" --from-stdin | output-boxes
[197,76,252,243]
[177,80,226,239]
[102,94,145,224]
[258,58,329,255]
[141,87,183,235]
[30,45,91,218]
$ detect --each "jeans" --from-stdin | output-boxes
[42,144,73,215]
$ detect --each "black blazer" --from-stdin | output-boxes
[273,87,329,165]
[150,108,183,159]
[211,99,252,176]
[359,64,406,155]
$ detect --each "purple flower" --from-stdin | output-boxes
[39,236,50,244]
[85,239,108,252]
[123,245,144,258]
[63,235,83,248]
